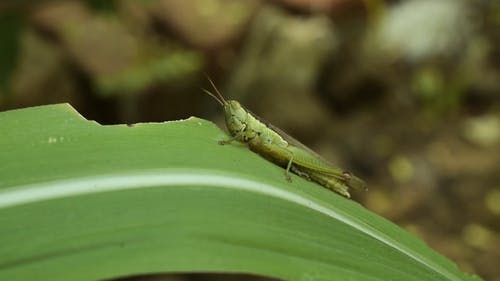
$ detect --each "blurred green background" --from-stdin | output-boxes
[0,0,499,280]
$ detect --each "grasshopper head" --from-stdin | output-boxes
[223,100,248,136]
[202,78,249,137]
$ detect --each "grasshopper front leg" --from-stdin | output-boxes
[218,135,238,145]
[219,124,247,145]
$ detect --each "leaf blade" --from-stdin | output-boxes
[0,104,481,281]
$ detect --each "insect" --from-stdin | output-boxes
[203,79,366,198]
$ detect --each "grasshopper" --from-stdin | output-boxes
[203,79,366,198]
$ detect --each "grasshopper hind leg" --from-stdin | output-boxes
[291,165,311,181]
[293,167,351,198]
[313,172,350,197]
[320,177,350,198]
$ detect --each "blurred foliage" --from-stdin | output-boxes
[87,0,117,12]
[0,12,22,92]
[0,0,499,280]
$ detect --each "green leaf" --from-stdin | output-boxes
[0,104,481,281]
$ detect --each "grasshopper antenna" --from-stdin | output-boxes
[204,74,227,104]
[202,88,224,106]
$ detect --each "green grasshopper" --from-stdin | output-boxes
[203,79,366,198]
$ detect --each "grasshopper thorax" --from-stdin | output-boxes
[223,100,248,137]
